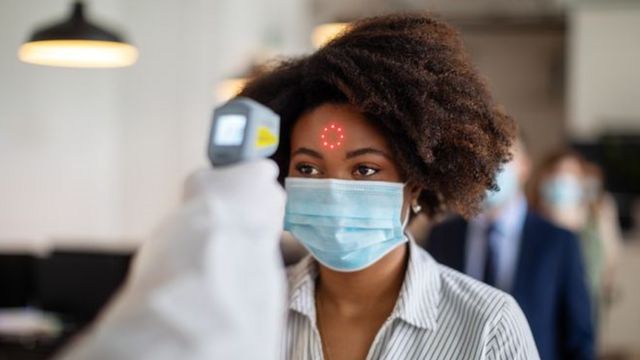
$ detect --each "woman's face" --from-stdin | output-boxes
[288,103,419,217]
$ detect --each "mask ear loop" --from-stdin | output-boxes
[402,207,411,230]
[402,202,423,227]
[402,181,422,229]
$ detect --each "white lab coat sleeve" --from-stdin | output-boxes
[57,159,287,360]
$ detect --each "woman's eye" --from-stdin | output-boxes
[296,164,320,176]
[354,165,379,177]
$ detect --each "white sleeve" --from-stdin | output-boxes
[57,160,287,360]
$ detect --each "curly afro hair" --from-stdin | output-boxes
[239,13,516,218]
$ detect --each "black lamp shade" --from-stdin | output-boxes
[30,2,125,42]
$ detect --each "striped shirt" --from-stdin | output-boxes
[284,239,540,359]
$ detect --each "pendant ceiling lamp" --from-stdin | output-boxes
[18,1,138,68]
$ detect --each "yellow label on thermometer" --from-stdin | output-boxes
[256,125,279,148]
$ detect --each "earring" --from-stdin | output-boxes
[411,201,422,214]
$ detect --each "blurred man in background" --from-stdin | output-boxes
[423,139,594,360]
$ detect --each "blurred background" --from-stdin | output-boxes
[1,0,639,358]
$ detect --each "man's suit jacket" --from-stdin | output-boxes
[425,210,594,360]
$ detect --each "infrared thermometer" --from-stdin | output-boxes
[208,97,280,166]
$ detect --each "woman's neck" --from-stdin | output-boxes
[316,244,409,318]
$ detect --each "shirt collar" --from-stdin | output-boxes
[286,239,441,331]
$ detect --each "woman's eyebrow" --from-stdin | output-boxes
[292,147,323,159]
[346,147,392,160]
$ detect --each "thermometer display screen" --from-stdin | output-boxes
[215,114,247,146]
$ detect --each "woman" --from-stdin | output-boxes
[241,14,539,359]
[528,149,622,330]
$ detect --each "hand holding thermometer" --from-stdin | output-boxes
[208,97,280,166]
[59,97,287,360]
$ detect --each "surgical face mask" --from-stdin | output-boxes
[541,174,585,208]
[284,177,408,272]
[484,163,519,209]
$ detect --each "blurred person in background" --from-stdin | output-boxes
[528,149,623,331]
[424,138,594,360]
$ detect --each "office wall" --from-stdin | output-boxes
[462,27,566,162]
[0,0,124,246]
[0,0,310,247]
[568,2,640,140]
[116,0,310,239]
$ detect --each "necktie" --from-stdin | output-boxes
[483,223,498,287]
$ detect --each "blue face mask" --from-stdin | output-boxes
[541,174,584,208]
[484,163,519,209]
[284,177,408,272]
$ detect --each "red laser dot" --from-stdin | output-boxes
[324,128,328,131]
[331,124,335,128]
[323,142,328,146]
[340,135,344,139]
[338,128,342,132]
[321,134,325,138]
[337,142,341,146]
[330,145,334,149]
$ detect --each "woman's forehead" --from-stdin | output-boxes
[553,156,584,175]
[291,104,390,151]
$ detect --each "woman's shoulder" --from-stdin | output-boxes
[414,246,522,326]
[436,264,539,357]
[406,246,539,358]
[439,262,511,305]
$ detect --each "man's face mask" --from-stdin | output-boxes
[283,177,408,272]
